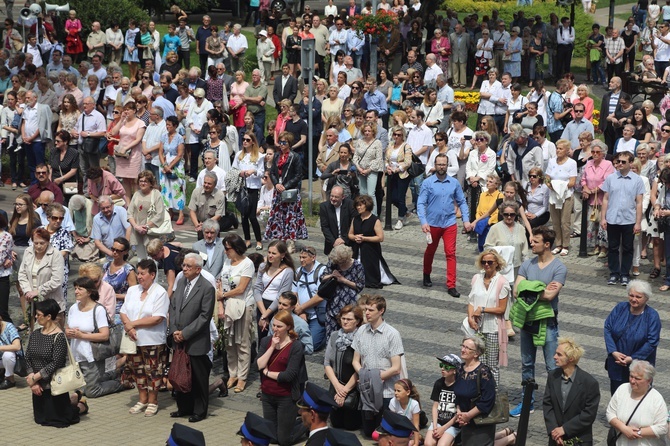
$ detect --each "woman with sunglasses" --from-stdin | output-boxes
[274,99,292,144]
[465,248,511,387]
[484,201,529,274]
[234,132,265,250]
[657,122,670,154]
[102,237,138,325]
[140,72,155,100]
[470,31,493,90]
[426,131,459,178]
[238,110,265,149]
[41,203,74,301]
[465,131,497,224]
[330,50,346,85]
[403,69,426,108]
[525,167,551,228]
[546,139,578,256]
[50,130,78,195]
[264,132,308,249]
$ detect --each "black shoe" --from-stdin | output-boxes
[218,387,229,398]
[423,274,432,287]
[447,288,461,298]
[0,380,15,390]
[188,414,205,423]
[170,411,189,418]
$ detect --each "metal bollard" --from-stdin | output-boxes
[578,196,589,257]
[515,379,539,446]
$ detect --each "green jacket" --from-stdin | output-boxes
[510,280,555,346]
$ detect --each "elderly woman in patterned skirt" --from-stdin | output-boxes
[120,259,169,417]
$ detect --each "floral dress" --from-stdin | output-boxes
[59,111,81,146]
[39,226,74,300]
[159,132,186,211]
[263,153,308,242]
[103,261,135,325]
[321,260,365,339]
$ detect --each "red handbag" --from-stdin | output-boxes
[168,344,192,393]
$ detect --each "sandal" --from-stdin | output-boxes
[560,249,569,256]
[234,380,246,393]
[551,247,562,255]
[129,402,148,414]
[78,397,89,415]
[660,285,670,292]
[227,377,238,389]
[650,268,661,279]
[144,403,158,417]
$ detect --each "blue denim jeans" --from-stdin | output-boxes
[308,318,326,352]
[520,321,559,394]
[591,60,606,84]
[409,174,425,210]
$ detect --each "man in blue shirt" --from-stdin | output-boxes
[601,151,645,286]
[418,153,472,297]
[91,195,131,259]
[364,79,388,119]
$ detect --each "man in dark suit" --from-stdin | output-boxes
[169,253,216,423]
[297,383,337,446]
[187,66,208,95]
[320,186,356,255]
[273,64,298,111]
[599,76,622,155]
[543,337,600,446]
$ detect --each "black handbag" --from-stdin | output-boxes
[14,348,28,377]
[90,304,122,361]
[607,388,650,446]
[236,185,250,215]
[406,153,425,179]
[328,382,360,410]
[317,276,338,300]
[82,137,102,154]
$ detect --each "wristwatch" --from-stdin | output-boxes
[637,429,642,437]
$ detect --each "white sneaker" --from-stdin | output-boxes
[394,220,403,230]
[188,177,196,183]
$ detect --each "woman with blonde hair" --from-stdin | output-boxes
[233,132,265,250]
[127,170,169,260]
[420,88,444,134]
[274,99,292,143]
[353,123,384,215]
[111,101,147,198]
[386,126,414,230]
[230,70,249,128]
[322,84,344,124]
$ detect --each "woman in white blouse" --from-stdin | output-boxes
[419,88,444,135]
[545,139,578,256]
[465,130,497,222]
[255,241,295,334]
[120,259,169,417]
[446,111,474,187]
[525,167,551,228]
[476,68,501,126]
[232,133,266,250]
[606,360,668,445]
[324,0,338,16]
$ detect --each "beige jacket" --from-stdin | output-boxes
[18,245,66,312]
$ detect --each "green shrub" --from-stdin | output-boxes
[442,0,594,58]
[60,0,150,33]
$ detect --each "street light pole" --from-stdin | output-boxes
[370,0,378,79]
[301,39,316,215]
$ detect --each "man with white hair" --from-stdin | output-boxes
[216,62,234,94]
[243,69,267,135]
[423,53,443,87]
[115,77,133,107]
[73,96,107,191]
[168,252,216,423]
[186,67,206,95]
[152,87,176,118]
[86,22,106,59]
[35,190,75,230]
[342,56,363,84]
[21,91,52,183]
[142,107,167,179]
[91,195,131,259]
[226,24,248,72]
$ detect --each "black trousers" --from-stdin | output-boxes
[175,354,212,418]
[186,143,200,179]
[241,188,262,242]
[607,223,635,279]
[198,52,208,74]
[178,49,191,69]
[0,276,11,323]
[555,44,573,79]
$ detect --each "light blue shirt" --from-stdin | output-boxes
[364,90,388,116]
[601,170,645,225]
[561,118,595,149]
[418,174,470,228]
[91,206,130,251]
[546,91,565,134]
[347,29,365,55]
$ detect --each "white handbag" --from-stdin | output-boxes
[119,332,137,355]
[147,190,173,236]
[50,333,86,396]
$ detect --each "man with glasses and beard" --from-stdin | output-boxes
[418,153,472,297]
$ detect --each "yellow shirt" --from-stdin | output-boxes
[477,189,503,223]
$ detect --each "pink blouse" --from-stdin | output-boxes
[572,96,594,121]
[581,159,615,205]
[431,37,451,61]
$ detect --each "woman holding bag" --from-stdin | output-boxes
[120,259,169,417]
[65,277,123,399]
[127,170,169,260]
[26,299,84,427]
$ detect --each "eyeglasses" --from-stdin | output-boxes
[243,138,252,142]
[502,212,516,218]
[482,260,496,266]
[111,247,126,253]
[36,171,48,176]
[439,363,456,371]
[299,247,316,255]
[614,159,629,164]
[528,174,538,178]
[475,138,487,142]
[50,216,64,221]
[14,202,26,207]
[278,141,289,145]
[461,343,476,352]
[435,138,444,142]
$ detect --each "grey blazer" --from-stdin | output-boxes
[192,238,226,279]
[21,103,53,142]
[168,274,215,357]
[449,32,471,63]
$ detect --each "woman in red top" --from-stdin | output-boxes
[257,310,306,446]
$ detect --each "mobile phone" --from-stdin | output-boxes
[464,135,472,140]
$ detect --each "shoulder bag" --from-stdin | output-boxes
[51,332,86,396]
[58,164,78,195]
[471,365,509,425]
[279,155,299,203]
[607,388,651,446]
[147,189,174,236]
[80,112,102,154]
[406,153,425,179]
[119,289,152,355]
[90,304,123,361]
[317,276,338,300]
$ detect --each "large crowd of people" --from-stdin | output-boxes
[1,1,670,445]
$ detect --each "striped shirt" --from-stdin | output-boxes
[352,321,404,398]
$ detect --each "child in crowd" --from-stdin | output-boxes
[388,378,423,446]
[425,354,460,446]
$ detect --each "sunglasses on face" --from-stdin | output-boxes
[278,140,289,145]
[662,129,670,133]
[36,171,47,176]
[243,138,252,142]
[482,260,496,266]
[528,174,538,178]
[50,216,64,221]
[439,363,456,371]
[475,138,487,142]
[502,212,516,218]
[435,138,444,142]
[614,159,628,164]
